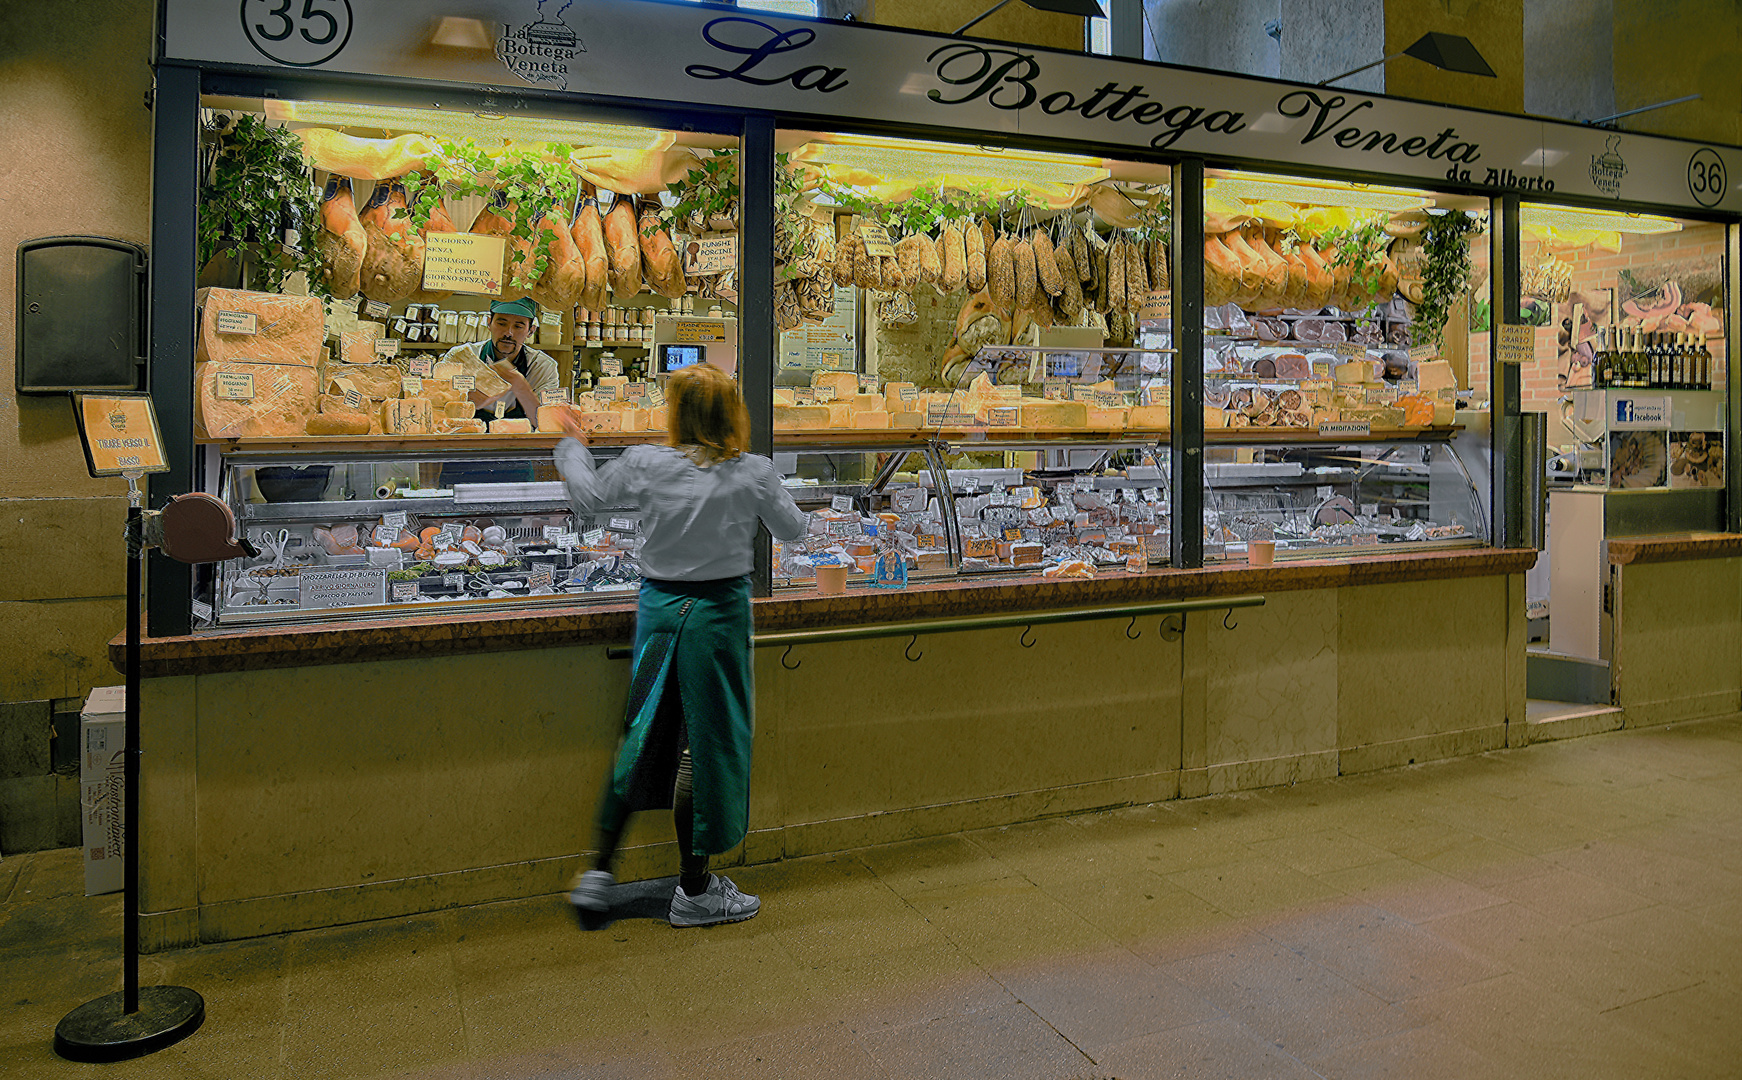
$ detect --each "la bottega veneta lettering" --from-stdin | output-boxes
[683,18,1487,167]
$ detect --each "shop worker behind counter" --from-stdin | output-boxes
[437,296,561,484]
[555,363,808,928]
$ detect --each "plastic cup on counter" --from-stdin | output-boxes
[815,563,849,595]
[1246,540,1275,567]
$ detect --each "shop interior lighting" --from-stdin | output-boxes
[1206,173,1434,212]
[263,100,675,151]
[1519,205,1682,235]
[805,134,1109,187]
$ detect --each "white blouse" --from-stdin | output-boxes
[554,439,809,581]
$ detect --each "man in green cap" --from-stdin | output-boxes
[438,297,561,427]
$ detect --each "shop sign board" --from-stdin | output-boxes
[166,0,1742,214]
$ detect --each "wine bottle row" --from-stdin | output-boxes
[1592,327,1715,391]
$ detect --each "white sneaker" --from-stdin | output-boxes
[668,874,760,927]
[568,869,615,912]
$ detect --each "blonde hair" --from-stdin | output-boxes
[666,362,748,465]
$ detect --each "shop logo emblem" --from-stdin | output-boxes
[1688,148,1726,209]
[108,408,128,433]
[498,0,586,90]
[239,0,353,68]
[1590,135,1627,197]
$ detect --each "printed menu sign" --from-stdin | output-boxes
[422,232,508,295]
[74,394,169,477]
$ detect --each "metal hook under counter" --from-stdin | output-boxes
[904,634,923,663]
[780,644,801,671]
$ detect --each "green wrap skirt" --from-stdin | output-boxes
[597,575,754,856]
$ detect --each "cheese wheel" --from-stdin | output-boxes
[435,418,488,434]
[847,393,885,412]
[489,418,534,434]
[890,411,925,429]
[851,410,891,428]
[380,397,433,435]
[812,371,859,399]
[574,411,623,432]
[1085,408,1127,429]
[537,404,575,432]
[1017,401,1088,428]
[1127,404,1170,429]
[826,403,854,427]
[882,383,916,411]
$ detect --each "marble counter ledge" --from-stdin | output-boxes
[1608,532,1742,566]
[119,547,1537,678]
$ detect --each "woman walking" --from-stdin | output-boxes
[555,363,807,927]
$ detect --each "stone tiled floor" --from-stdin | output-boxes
[4,715,1741,1079]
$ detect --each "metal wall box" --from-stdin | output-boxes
[16,236,147,393]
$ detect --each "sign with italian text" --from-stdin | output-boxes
[422,232,506,295]
[74,394,169,477]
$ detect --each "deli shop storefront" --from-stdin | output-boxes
[123,0,1741,948]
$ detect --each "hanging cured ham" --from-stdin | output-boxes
[570,187,611,313]
[315,176,366,300]
[470,191,534,301]
[529,201,585,310]
[602,193,643,299]
[358,182,421,304]
[637,198,685,299]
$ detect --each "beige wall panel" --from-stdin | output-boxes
[190,644,630,905]
[870,0,1082,49]
[0,497,129,601]
[0,597,125,700]
[1610,1,1742,145]
[139,675,199,917]
[1336,576,1510,750]
[1616,558,1742,727]
[1,0,154,504]
[1201,588,1340,777]
[766,619,1182,828]
[1384,0,1524,113]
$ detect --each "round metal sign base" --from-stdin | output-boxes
[54,986,205,1063]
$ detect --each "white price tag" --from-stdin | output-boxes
[554,533,578,551]
[815,385,838,402]
[529,566,553,589]
[495,399,509,420]
[406,354,433,376]
[375,338,401,358]
[363,299,391,318]
[647,384,665,408]
[608,516,637,532]
[542,525,565,540]
[436,525,461,547]
[214,309,258,335]
[214,371,255,401]
[601,356,623,376]
[390,580,420,602]
[372,524,399,545]
[382,510,409,530]
[584,527,607,546]
[1141,487,1160,502]
[453,375,476,392]
[830,495,854,512]
[540,389,569,405]
[401,375,423,396]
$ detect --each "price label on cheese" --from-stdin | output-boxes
[372,524,399,545]
[528,566,553,589]
[830,495,854,512]
[1093,390,1127,410]
[554,533,578,551]
[542,525,565,540]
[1141,487,1160,502]
[858,374,878,393]
[647,384,665,407]
[793,387,816,405]
[540,310,561,326]
[375,338,401,358]
[540,389,569,405]
[214,309,258,335]
[601,355,623,376]
[436,525,461,547]
[595,385,617,403]
[1408,344,1436,363]
[815,385,838,402]
[608,517,636,533]
[390,580,420,602]
[899,386,920,404]
[406,353,433,376]
[621,382,647,402]
[1003,527,1024,541]
[1070,385,1099,402]
[452,374,476,393]
[382,510,409,530]
[401,375,423,396]
[214,371,255,401]
[494,399,509,420]
[363,299,391,318]
[1317,420,1372,436]
[917,532,938,548]
[583,527,607,546]
[1043,379,1070,401]
[985,405,1020,427]
[857,224,896,259]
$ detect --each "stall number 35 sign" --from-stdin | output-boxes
[241,0,353,68]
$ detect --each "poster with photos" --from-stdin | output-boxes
[1669,432,1724,489]
[1607,429,1669,489]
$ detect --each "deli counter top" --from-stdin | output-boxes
[121,546,1537,677]
[1607,531,1742,566]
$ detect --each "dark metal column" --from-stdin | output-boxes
[1490,194,1523,550]
[1726,223,1740,533]
[1170,158,1205,568]
[146,64,200,638]
[1108,0,1144,58]
[740,115,776,595]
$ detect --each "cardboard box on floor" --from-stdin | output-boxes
[81,686,126,896]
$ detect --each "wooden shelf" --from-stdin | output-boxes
[396,342,574,351]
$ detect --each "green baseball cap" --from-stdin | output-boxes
[489,297,538,320]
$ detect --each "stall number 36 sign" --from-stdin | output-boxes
[241,0,353,68]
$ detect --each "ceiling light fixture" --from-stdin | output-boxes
[1520,206,1682,235]
[805,134,1109,187]
[1207,172,1434,213]
[1320,31,1496,86]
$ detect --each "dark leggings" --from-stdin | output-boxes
[593,727,710,890]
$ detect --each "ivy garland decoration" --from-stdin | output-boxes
[197,114,328,298]
[399,139,581,290]
[1317,216,1392,303]
[1411,210,1486,348]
